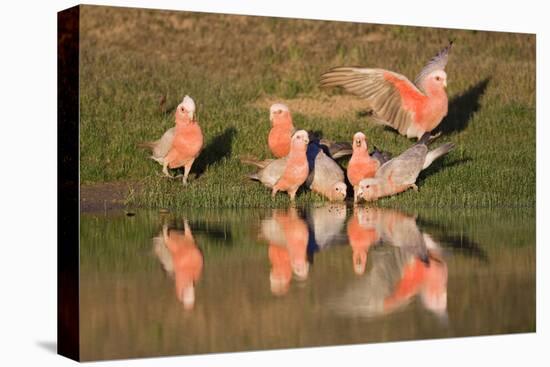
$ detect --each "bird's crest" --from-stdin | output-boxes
[414,41,453,87]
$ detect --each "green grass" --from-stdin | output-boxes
[79,5,535,209]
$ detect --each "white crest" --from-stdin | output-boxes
[182,95,196,119]
[269,103,289,120]
[353,132,366,141]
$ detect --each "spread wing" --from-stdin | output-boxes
[414,41,453,89]
[320,67,423,135]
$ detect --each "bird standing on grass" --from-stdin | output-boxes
[320,42,452,140]
[139,96,203,185]
[357,134,455,201]
[347,132,382,203]
[271,130,310,202]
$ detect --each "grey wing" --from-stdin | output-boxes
[414,41,453,88]
[319,138,353,159]
[152,127,175,159]
[309,151,345,191]
[259,158,287,188]
[376,144,427,185]
[371,147,392,166]
[320,67,420,135]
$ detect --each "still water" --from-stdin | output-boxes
[79,205,535,361]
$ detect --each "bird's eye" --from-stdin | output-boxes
[435,76,441,81]
[335,187,340,192]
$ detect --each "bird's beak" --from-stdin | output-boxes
[443,79,447,88]
[355,140,361,147]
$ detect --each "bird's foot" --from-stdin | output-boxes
[158,172,175,179]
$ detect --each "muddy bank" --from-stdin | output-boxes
[80,181,141,213]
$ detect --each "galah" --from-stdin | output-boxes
[153,221,203,310]
[139,96,203,185]
[357,134,455,201]
[347,132,382,203]
[242,139,347,201]
[320,42,452,139]
[271,130,310,201]
[268,103,352,159]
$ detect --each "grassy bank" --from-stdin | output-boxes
[79,5,536,208]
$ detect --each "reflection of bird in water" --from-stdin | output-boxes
[347,207,381,275]
[305,203,348,263]
[153,220,203,310]
[329,208,448,320]
[376,209,430,264]
[260,208,310,295]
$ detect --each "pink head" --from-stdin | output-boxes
[175,95,196,123]
[356,178,380,202]
[269,103,292,128]
[421,70,447,94]
[352,132,368,152]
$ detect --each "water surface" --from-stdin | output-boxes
[79,205,535,361]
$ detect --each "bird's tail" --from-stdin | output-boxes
[239,155,273,169]
[423,142,455,170]
[137,141,155,150]
[417,132,442,146]
[247,172,260,181]
[323,140,353,159]
[371,146,392,165]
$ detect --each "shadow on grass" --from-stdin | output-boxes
[192,127,237,177]
[437,77,491,135]
[418,156,472,185]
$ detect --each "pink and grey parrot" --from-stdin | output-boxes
[242,138,347,202]
[357,134,455,201]
[320,42,452,140]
